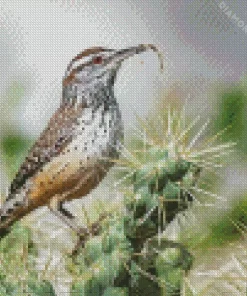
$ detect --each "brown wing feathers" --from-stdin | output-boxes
[8,101,86,199]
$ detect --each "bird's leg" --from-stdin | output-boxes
[48,195,103,256]
[48,195,89,236]
[58,201,75,219]
[71,212,109,257]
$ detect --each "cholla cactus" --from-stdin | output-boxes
[69,105,235,295]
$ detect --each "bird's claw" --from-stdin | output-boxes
[71,214,107,256]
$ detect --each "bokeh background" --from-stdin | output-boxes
[1,0,247,294]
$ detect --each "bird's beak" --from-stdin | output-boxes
[110,44,164,71]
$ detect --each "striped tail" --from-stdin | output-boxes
[0,190,29,240]
[0,205,18,240]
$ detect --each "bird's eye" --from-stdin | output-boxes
[93,56,103,64]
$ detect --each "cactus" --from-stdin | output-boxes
[0,222,56,295]
[68,105,234,295]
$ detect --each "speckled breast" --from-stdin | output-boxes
[71,102,123,162]
[28,100,123,204]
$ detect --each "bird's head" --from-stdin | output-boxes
[62,44,163,101]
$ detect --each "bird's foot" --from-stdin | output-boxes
[71,226,90,257]
[71,213,108,257]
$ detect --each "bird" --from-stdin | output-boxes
[0,44,162,240]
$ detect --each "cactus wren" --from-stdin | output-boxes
[0,44,161,238]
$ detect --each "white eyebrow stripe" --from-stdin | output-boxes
[66,55,93,73]
[64,50,116,79]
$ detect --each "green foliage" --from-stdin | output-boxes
[1,136,30,158]
[0,135,33,178]
[197,193,247,249]
[214,85,247,155]
[0,81,33,178]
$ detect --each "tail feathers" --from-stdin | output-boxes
[0,206,16,241]
[0,190,29,241]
